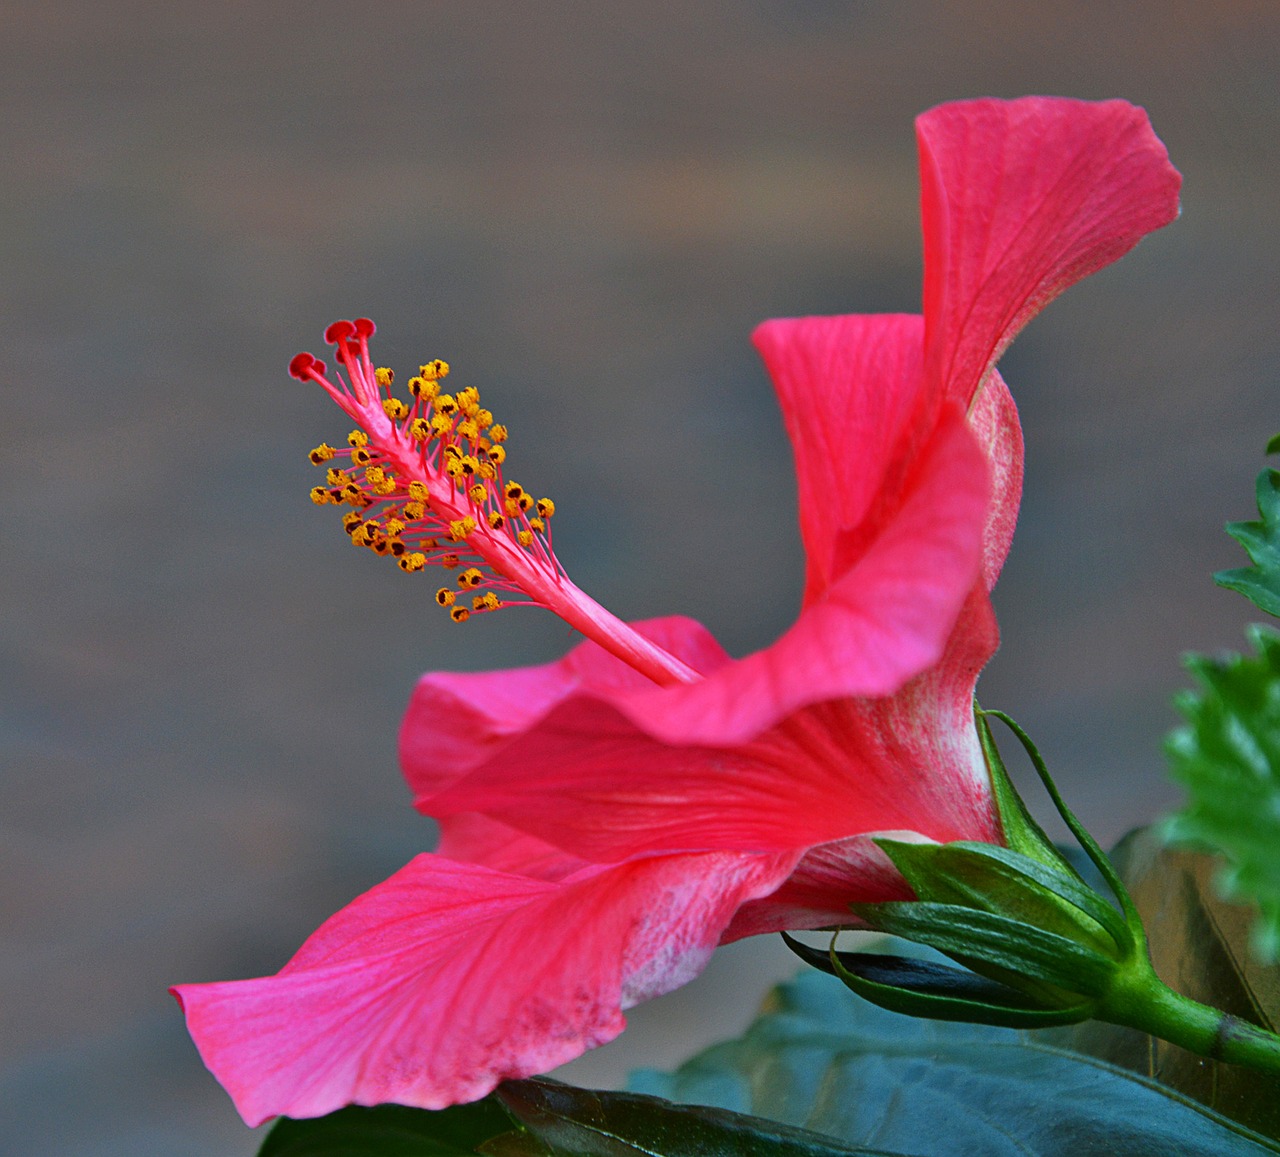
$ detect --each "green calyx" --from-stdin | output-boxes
[788,707,1280,1079]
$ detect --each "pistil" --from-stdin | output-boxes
[290,318,699,688]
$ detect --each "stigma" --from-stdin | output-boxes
[289,319,699,688]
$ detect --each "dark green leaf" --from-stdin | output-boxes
[629,967,1280,1156]
[257,1097,525,1156]
[1216,461,1280,617]
[1163,625,1280,961]
[1050,828,1280,1140]
[498,1078,903,1156]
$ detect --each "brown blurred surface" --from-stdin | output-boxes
[1,2,1277,1152]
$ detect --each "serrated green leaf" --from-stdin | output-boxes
[1216,463,1280,616]
[257,1097,524,1156]
[1163,625,1280,961]
[629,968,1280,1156]
[1049,828,1280,1141]
[498,1078,903,1156]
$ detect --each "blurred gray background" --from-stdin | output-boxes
[1,2,1277,1153]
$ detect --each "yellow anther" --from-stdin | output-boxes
[445,457,465,479]
[408,481,430,502]
[458,389,481,418]
[476,409,494,429]
[517,494,533,512]
[404,501,426,519]
[341,482,364,505]
[460,455,479,476]
[309,443,336,465]
[351,446,372,466]
[443,444,462,459]
[382,398,409,420]
[459,567,483,589]
[489,424,508,444]
[536,498,555,518]
[398,552,427,572]
[431,413,454,436]
[450,606,470,623]
[441,553,460,568]
[366,466,386,484]
[487,511,505,529]
[436,588,456,606]
[326,467,351,487]
[373,477,396,496]
[529,517,545,532]
[487,444,506,465]
[409,417,431,441]
[409,375,441,400]
[517,530,534,547]
[370,536,392,556]
[478,461,497,481]
[505,482,524,500]
[505,498,521,517]
[449,517,476,541]
[436,394,458,416]
[375,367,394,388]
[420,360,450,381]
[468,483,487,504]
[310,486,333,504]
[389,539,407,557]
[384,518,406,537]
[473,591,501,611]
[457,419,479,440]
[342,513,363,533]
[348,430,369,448]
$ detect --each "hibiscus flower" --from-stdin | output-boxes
[174,97,1180,1125]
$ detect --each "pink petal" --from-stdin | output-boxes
[434,813,589,882]
[426,587,1000,863]
[918,97,1181,408]
[398,616,731,803]
[613,398,991,746]
[967,368,1024,590]
[173,849,797,1125]
[720,834,915,941]
[751,313,930,606]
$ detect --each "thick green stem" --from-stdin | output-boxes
[1103,959,1280,1077]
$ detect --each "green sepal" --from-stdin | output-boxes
[980,708,1146,939]
[976,709,1070,871]
[781,933,1096,1029]
[873,838,1131,951]
[1216,440,1280,617]
[848,899,1118,994]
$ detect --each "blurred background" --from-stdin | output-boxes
[1,2,1277,1153]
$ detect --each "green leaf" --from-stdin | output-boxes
[1049,828,1280,1141]
[257,1097,526,1156]
[497,1078,901,1156]
[629,968,1280,1155]
[1216,457,1280,616]
[1163,625,1280,961]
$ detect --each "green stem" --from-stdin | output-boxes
[1104,959,1280,1077]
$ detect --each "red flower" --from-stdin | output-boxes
[174,98,1180,1124]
